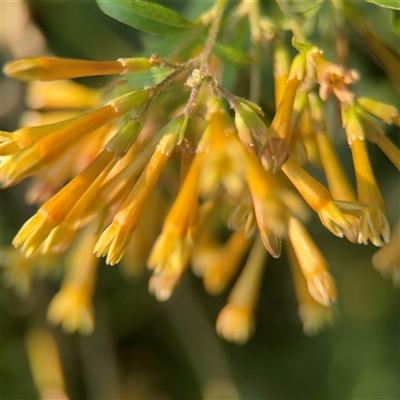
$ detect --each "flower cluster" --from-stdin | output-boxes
[1,0,399,344]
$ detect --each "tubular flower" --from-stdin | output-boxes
[281,157,357,238]
[148,150,203,275]
[288,217,337,306]
[200,230,250,295]
[3,56,152,81]
[286,239,333,336]
[2,0,399,348]
[309,92,360,242]
[26,80,102,110]
[13,149,117,256]
[216,237,267,345]
[261,53,305,172]
[1,89,148,187]
[341,103,391,246]
[25,328,68,400]
[95,116,188,265]
[47,228,99,335]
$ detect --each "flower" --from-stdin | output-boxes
[198,230,250,295]
[2,0,399,348]
[216,238,267,344]
[309,92,360,242]
[148,151,203,275]
[3,56,152,81]
[286,239,333,335]
[281,157,356,238]
[260,53,305,172]
[94,129,176,265]
[47,229,99,335]
[1,89,148,187]
[311,51,359,103]
[342,103,391,246]
[288,217,337,306]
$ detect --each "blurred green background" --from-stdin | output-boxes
[1,1,399,399]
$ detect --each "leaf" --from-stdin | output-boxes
[213,43,255,65]
[391,10,400,33]
[365,0,400,10]
[96,0,197,36]
[126,67,173,89]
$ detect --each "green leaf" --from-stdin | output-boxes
[391,10,400,33]
[365,0,400,10]
[214,43,255,65]
[96,0,197,36]
[126,67,173,89]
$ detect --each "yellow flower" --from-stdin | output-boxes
[288,217,337,306]
[47,229,98,335]
[47,284,95,335]
[286,239,333,335]
[95,150,169,265]
[261,52,305,172]
[26,80,102,110]
[356,97,399,127]
[356,108,400,172]
[200,104,246,198]
[148,151,203,274]
[201,230,250,295]
[309,92,360,242]
[13,149,116,256]
[148,243,192,302]
[3,56,152,81]
[25,328,67,400]
[1,88,147,186]
[281,157,357,238]
[342,103,391,246]
[95,116,188,265]
[216,238,267,344]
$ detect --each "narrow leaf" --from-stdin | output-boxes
[126,67,173,89]
[365,0,400,10]
[214,43,255,65]
[96,0,197,36]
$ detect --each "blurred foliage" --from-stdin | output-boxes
[1,1,399,399]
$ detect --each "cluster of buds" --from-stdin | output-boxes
[1,0,399,344]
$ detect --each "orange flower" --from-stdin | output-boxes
[342,103,391,246]
[47,229,99,335]
[261,53,305,172]
[288,217,337,306]
[216,238,267,344]
[281,157,357,238]
[3,56,152,81]
[286,239,333,335]
[1,89,147,186]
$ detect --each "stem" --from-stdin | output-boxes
[137,69,184,120]
[201,0,226,76]
[184,0,227,116]
[247,1,262,103]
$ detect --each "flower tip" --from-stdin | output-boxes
[307,271,337,306]
[260,232,281,259]
[3,59,42,82]
[216,304,255,345]
[260,138,288,173]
